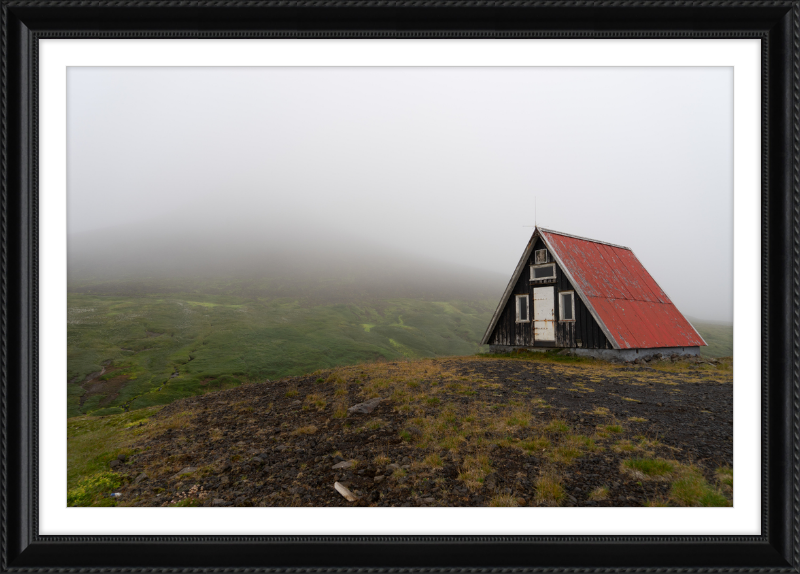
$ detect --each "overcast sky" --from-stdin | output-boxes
[67,66,733,322]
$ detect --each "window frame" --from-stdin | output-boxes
[530,263,556,282]
[515,294,530,323]
[534,249,550,264]
[559,290,576,322]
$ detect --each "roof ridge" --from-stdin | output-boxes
[538,227,632,251]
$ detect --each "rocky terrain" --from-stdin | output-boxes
[110,353,733,508]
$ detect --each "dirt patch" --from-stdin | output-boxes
[80,368,131,407]
[78,367,105,386]
[110,356,732,508]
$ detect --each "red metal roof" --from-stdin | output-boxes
[540,229,705,349]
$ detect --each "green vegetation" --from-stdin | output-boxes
[66,354,733,507]
[689,319,733,358]
[171,498,202,507]
[717,466,733,489]
[489,494,520,507]
[622,457,675,477]
[458,454,493,491]
[67,406,164,506]
[67,406,159,490]
[67,293,494,416]
[534,472,565,506]
[545,420,570,434]
[589,486,609,501]
[423,453,444,469]
[481,348,601,365]
[67,471,123,507]
[670,468,730,507]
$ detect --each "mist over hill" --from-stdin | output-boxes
[68,213,508,303]
[66,214,511,417]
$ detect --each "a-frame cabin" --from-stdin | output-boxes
[481,228,706,360]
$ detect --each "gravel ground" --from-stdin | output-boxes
[114,354,732,507]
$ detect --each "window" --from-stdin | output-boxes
[535,249,550,264]
[559,291,575,321]
[530,263,556,281]
[515,294,530,322]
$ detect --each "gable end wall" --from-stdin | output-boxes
[487,238,612,350]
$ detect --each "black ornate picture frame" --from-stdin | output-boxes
[1,1,796,571]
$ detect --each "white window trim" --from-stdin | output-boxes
[530,263,556,281]
[559,290,576,322]
[515,294,530,323]
[534,249,550,264]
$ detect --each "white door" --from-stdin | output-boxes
[533,286,555,342]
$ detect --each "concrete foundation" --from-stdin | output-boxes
[488,345,701,361]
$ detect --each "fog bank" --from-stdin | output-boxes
[68,212,509,304]
[68,66,734,321]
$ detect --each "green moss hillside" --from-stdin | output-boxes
[68,293,495,417]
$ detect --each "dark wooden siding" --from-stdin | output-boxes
[488,255,533,346]
[488,237,612,349]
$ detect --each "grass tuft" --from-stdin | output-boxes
[534,471,565,506]
[505,407,531,428]
[612,440,637,453]
[545,420,570,434]
[423,453,444,469]
[588,486,609,501]
[489,494,519,507]
[365,418,386,431]
[670,467,730,507]
[622,457,675,478]
[716,466,733,489]
[520,437,550,453]
[305,393,327,410]
[458,454,493,492]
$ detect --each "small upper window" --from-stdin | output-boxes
[534,249,550,264]
[515,294,530,323]
[560,291,575,321]
[530,263,556,280]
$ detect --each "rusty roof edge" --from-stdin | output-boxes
[627,249,708,347]
[480,229,540,345]
[540,232,622,350]
[538,227,632,251]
